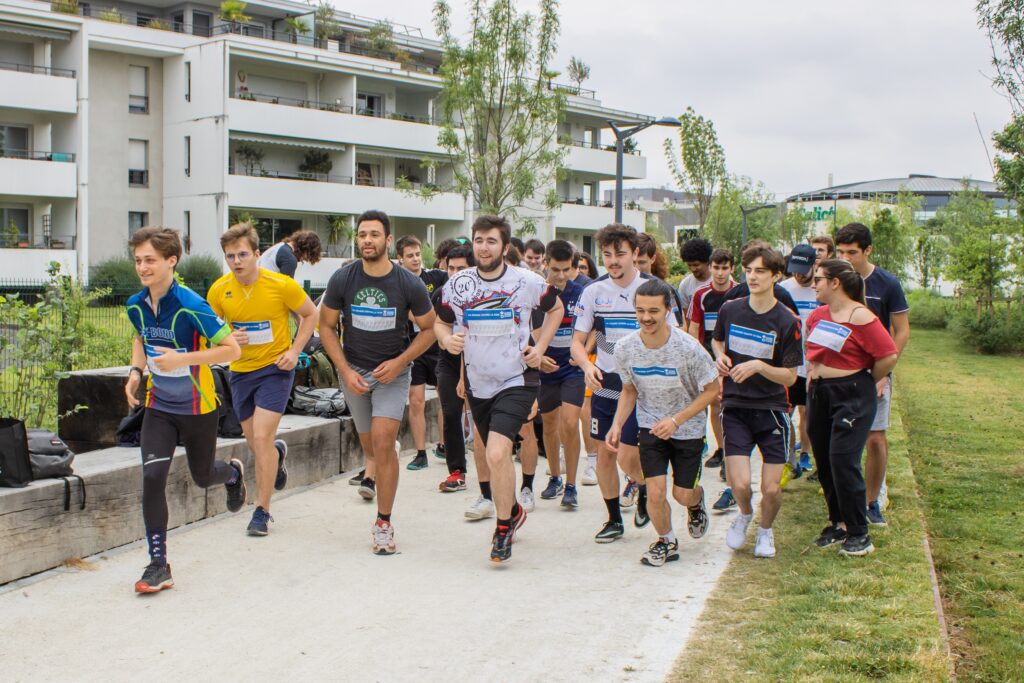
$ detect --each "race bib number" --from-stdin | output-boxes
[145,344,190,378]
[807,320,852,352]
[602,317,639,343]
[352,305,397,332]
[464,308,515,336]
[704,312,718,332]
[550,326,573,349]
[632,366,682,389]
[234,320,273,345]
[795,300,819,323]
[728,325,776,360]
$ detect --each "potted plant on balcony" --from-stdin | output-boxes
[623,138,638,154]
[148,18,172,30]
[326,214,348,256]
[298,149,332,181]
[314,0,339,48]
[50,0,79,15]
[98,7,123,23]
[3,220,20,248]
[283,16,310,44]
[235,142,264,176]
[219,0,251,32]
[566,56,590,95]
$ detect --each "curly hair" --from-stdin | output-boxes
[680,237,713,263]
[286,230,322,265]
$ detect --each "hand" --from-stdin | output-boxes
[342,368,370,396]
[275,349,300,371]
[456,376,466,399]
[605,423,621,452]
[125,374,141,408]
[231,328,250,346]
[153,350,186,373]
[527,400,538,421]
[650,417,677,440]
[522,345,544,369]
[715,354,733,377]
[583,364,604,392]
[729,359,762,384]
[876,376,889,399]
[446,332,466,355]
[372,358,408,384]
[539,356,559,373]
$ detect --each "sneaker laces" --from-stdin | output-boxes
[373,521,393,546]
[254,507,273,524]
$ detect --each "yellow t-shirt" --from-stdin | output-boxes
[207,268,309,373]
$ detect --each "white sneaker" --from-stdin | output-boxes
[581,464,598,486]
[726,513,752,550]
[464,495,495,520]
[371,520,396,555]
[754,527,776,558]
[518,487,536,513]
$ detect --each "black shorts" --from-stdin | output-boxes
[591,393,639,447]
[788,377,808,408]
[468,385,537,443]
[639,430,705,488]
[722,407,791,465]
[411,354,438,387]
[538,375,585,413]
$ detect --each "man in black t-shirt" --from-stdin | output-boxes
[320,210,435,557]
[712,244,802,559]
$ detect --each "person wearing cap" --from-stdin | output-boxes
[779,244,820,483]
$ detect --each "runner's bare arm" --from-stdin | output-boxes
[125,335,146,408]
[524,298,564,367]
[871,353,899,383]
[890,311,910,356]
[687,320,701,340]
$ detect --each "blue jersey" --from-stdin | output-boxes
[126,280,231,415]
[534,278,585,384]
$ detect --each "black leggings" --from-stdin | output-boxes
[807,372,877,537]
[141,408,233,530]
[436,363,467,474]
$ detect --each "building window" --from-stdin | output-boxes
[184,62,191,101]
[129,212,148,236]
[356,162,380,186]
[184,136,190,177]
[129,65,149,114]
[0,206,30,247]
[192,11,212,36]
[129,139,148,186]
[582,235,593,256]
[183,211,191,253]
[0,125,30,157]
[356,93,383,117]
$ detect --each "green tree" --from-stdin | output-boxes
[366,20,396,53]
[778,204,812,250]
[566,56,590,92]
[977,1,1024,202]
[313,0,339,41]
[663,107,727,231]
[431,0,565,234]
[283,16,311,40]
[851,188,921,279]
[219,0,251,25]
[704,175,778,261]
[913,218,949,289]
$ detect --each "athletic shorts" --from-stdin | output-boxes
[410,354,438,387]
[538,375,585,413]
[789,376,808,409]
[342,365,413,434]
[721,407,790,465]
[871,377,891,431]
[229,364,295,422]
[468,385,537,444]
[590,393,639,447]
[639,430,705,488]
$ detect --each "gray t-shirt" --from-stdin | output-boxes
[615,328,719,440]
[322,260,432,372]
[678,273,713,315]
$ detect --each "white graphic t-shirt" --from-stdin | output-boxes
[779,278,819,378]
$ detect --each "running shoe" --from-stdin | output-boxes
[134,562,173,594]
[348,469,365,486]
[641,539,680,567]
[225,458,246,512]
[866,501,887,526]
[620,478,638,509]
[754,527,776,558]
[581,463,598,486]
[839,534,875,557]
[517,487,536,513]
[371,519,396,555]
[560,484,579,509]
[491,524,513,562]
[705,448,724,468]
[712,488,736,512]
[814,524,848,549]
[807,470,819,483]
[540,476,564,500]
[465,495,496,520]
[509,502,527,541]
[687,490,709,539]
[407,453,429,471]
[726,513,752,549]
[798,452,812,472]
[439,470,467,493]
[790,464,804,481]
[273,439,288,491]
[247,506,273,536]
[594,520,625,543]
[358,477,376,501]
[634,490,650,528]
[433,442,446,460]
[780,463,794,489]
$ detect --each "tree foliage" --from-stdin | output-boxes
[567,56,590,91]
[663,107,727,231]
[848,188,921,279]
[313,0,339,41]
[704,175,778,261]
[977,1,1024,202]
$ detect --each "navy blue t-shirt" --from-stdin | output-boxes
[532,278,585,384]
[722,282,800,318]
[864,266,909,332]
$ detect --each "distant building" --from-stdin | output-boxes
[603,187,700,246]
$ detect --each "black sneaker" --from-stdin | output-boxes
[406,453,429,471]
[839,534,875,557]
[634,491,651,528]
[687,490,709,539]
[641,539,680,567]
[432,442,446,460]
[807,470,819,483]
[358,477,376,500]
[135,562,173,594]
[814,524,848,549]
[348,469,365,486]
[705,448,724,468]
[247,506,274,536]
[225,458,246,512]
[273,439,288,491]
[491,524,513,562]
[594,521,625,543]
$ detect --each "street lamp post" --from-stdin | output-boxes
[608,116,681,224]
[740,202,777,247]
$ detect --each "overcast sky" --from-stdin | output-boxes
[331,0,1011,199]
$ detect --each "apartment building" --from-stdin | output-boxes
[0,0,650,285]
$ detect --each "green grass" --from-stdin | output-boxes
[896,329,1024,682]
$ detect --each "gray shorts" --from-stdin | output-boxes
[341,365,412,434]
[871,377,891,432]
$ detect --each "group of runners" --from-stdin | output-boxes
[123,209,907,593]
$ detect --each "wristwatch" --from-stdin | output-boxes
[128,366,144,379]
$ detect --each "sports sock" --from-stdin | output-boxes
[587,453,597,467]
[661,530,677,544]
[480,481,492,500]
[146,527,167,566]
[521,473,535,491]
[604,497,622,524]
[377,512,391,523]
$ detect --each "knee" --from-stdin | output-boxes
[732,481,752,497]
[409,395,425,411]
[142,463,168,490]
[647,487,667,504]
[371,435,397,461]
[762,482,781,500]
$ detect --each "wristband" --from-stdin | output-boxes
[670,415,680,427]
[128,366,144,379]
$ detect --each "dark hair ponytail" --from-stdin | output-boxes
[819,259,865,304]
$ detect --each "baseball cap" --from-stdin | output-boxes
[787,244,816,275]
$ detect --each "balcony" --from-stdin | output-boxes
[554,201,645,232]
[564,143,646,180]
[0,152,77,198]
[0,63,78,114]
[0,246,79,279]
[128,169,149,187]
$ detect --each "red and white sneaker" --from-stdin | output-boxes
[439,470,467,493]
[371,519,396,555]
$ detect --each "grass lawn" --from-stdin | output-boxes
[896,328,1024,682]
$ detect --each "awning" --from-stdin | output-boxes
[356,146,446,162]
[230,133,347,152]
[0,21,71,41]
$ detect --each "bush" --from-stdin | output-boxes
[951,306,1024,354]
[906,289,951,329]
[90,256,138,293]
[177,255,224,296]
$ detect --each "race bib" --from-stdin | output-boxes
[602,317,639,343]
[234,320,273,345]
[807,320,852,352]
[464,308,515,336]
[352,305,397,332]
[550,326,573,349]
[632,366,682,389]
[145,344,190,378]
[704,312,718,332]
[795,300,819,323]
[728,324,776,360]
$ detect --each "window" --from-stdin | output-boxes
[184,136,190,177]
[172,11,184,31]
[582,235,593,256]
[582,183,596,206]
[129,139,148,186]
[0,125,30,157]
[129,65,149,114]
[80,2,91,16]
[356,162,380,186]
[184,62,191,101]
[0,206,30,246]
[129,212,148,236]
[356,93,382,117]
[183,211,191,253]
[192,12,212,36]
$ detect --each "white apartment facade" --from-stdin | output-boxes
[0,0,649,286]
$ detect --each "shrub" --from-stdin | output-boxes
[906,289,951,329]
[951,306,1024,355]
[177,255,224,296]
[90,256,138,295]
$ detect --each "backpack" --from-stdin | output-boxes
[290,386,347,418]
[304,351,338,389]
[210,365,243,438]
[0,417,33,487]
[26,429,75,478]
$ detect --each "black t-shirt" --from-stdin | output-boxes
[275,244,298,278]
[322,260,432,372]
[722,283,800,317]
[864,265,909,332]
[432,287,461,374]
[712,298,803,411]
[410,269,448,359]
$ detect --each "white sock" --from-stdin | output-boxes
[587,453,597,467]
[739,512,753,523]
[661,530,677,544]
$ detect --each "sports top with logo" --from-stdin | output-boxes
[712,298,803,411]
[864,265,909,332]
[615,328,719,440]
[687,279,737,351]
[321,260,432,372]
[573,271,682,400]
[722,282,801,317]
[531,277,585,384]
[207,268,309,373]
[804,306,897,370]
[437,264,558,399]
[257,241,298,277]
[677,273,712,315]
[778,277,820,378]
[126,280,231,415]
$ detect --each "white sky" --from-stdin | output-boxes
[330,0,1012,198]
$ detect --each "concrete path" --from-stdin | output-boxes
[1,442,752,682]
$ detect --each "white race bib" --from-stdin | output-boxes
[352,305,397,332]
[807,320,852,352]
[795,300,819,323]
[550,326,573,349]
[234,320,273,345]
[704,312,718,332]
[632,366,682,389]
[464,308,516,336]
[728,324,776,360]
[145,344,190,377]
[602,317,639,343]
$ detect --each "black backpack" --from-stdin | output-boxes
[210,365,243,438]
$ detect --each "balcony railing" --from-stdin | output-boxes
[231,166,353,185]
[356,107,434,125]
[559,195,612,208]
[547,81,596,99]
[0,150,76,162]
[129,95,149,113]
[128,169,149,186]
[233,91,353,114]
[0,60,76,78]
[0,236,77,250]
[564,138,641,156]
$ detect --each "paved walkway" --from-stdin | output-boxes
[1,441,749,682]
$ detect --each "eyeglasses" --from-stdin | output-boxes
[225,252,252,262]
[812,276,830,282]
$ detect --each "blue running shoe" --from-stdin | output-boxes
[713,488,737,512]
[247,506,273,536]
[540,476,564,500]
[866,501,887,526]
[561,484,579,509]
[799,452,812,472]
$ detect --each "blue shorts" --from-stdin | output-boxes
[229,364,295,422]
[590,393,639,447]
